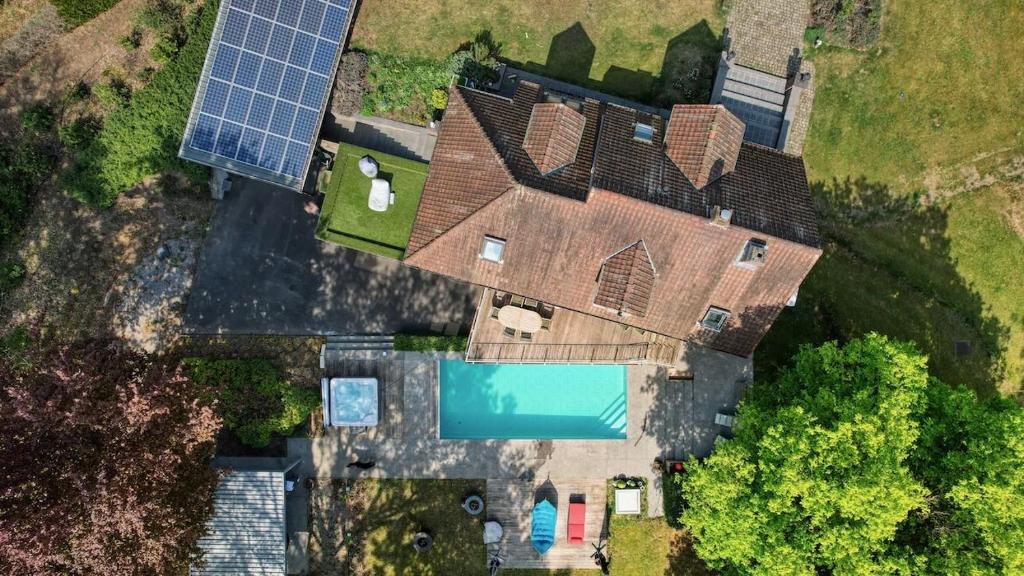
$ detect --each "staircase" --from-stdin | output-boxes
[320,336,394,370]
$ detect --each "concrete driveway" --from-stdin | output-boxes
[183,178,479,335]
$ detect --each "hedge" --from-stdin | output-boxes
[185,358,320,448]
[62,0,216,206]
[51,0,120,27]
[393,334,468,352]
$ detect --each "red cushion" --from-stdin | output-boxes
[567,503,586,544]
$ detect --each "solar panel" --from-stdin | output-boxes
[179,0,354,190]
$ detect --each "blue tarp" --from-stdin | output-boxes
[531,499,557,555]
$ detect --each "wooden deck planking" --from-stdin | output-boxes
[323,350,404,440]
[486,479,608,570]
[468,288,681,365]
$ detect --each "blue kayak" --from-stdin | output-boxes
[531,499,557,555]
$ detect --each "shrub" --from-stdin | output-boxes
[0,259,25,295]
[58,115,103,149]
[119,26,144,50]
[185,358,320,448]
[93,77,132,111]
[361,51,453,125]
[18,102,55,133]
[430,88,449,111]
[1,122,58,249]
[810,0,882,49]
[62,0,215,206]
[393,334,468,352]
[150,35,181,64]
[66,80,91,102]
[51,0,120,27]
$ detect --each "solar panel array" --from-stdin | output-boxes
[180,0,352,189]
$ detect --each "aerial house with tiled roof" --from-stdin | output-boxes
[404,79,821,364]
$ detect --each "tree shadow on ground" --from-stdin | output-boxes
[666,529,713,576]
[503,19,720,104]
[759,176,1009,398]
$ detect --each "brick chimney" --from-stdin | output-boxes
[664,104,745,188]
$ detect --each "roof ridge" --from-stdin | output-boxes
[453,86,519,184]
[404,87,518,258]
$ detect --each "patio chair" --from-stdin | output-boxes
[524,298,539,309]
[489,307,501,320]
[510,295,525,307]
[503,327,516,338]
[540,318,551,331]
[520,331,532,341]
[567,502,586,545]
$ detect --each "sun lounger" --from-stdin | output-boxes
[531,499,556,555]
[567,502,585,544]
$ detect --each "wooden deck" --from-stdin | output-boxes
[321,348,405,440]
[486,479,608,570]
[467,288,681,365]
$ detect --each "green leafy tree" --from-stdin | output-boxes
[185,358,319,448]
[904,384,1024,574]
[681,334,931,575]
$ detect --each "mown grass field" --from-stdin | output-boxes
[762,0,1024,399]
[350,0,726,104]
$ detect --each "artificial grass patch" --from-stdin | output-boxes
[316,143,427,260]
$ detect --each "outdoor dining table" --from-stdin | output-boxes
[497,305,543,333]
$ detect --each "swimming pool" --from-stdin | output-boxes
[439,361,628,439]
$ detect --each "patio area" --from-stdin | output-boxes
[289,344,750,516]
[486,478,608,569]
[466,288,682,365]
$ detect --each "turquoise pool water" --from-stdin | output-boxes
[439,361,628,439]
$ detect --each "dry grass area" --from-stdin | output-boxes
[1,182,213,349]
[0,0,148,124]
[0,0,49,43]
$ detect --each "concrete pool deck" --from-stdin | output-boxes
[288,345,750,516]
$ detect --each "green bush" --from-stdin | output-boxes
[62,1,215,206]
[361,51,453,125]
[19,102,55,133]
[58,116,103,149]
[119,26,144,51]
[185,358,320,448]
[393,334,468,352]
[51,0,120,27]
[93,78,132,111]
[1,125,58,249]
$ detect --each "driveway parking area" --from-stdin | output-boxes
[183,178,479,335]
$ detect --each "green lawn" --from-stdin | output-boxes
[316,143,427,259]
[350,0,725,105]
[758,0,1024,399]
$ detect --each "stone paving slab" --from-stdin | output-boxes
[288,346,751,520]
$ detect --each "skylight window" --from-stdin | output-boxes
[480,236,506,263]
[634,123,654,143]
[700,307,730,332]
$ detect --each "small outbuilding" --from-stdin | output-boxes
[191,459,301,576]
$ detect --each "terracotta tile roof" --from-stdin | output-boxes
[663,104,745,188]
[460,83,598,201]
[594,241,657,317]
[404,82,822,356]
[522,103,587,175]
[405,89,515,255]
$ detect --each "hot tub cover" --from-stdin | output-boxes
[321,377,379,427]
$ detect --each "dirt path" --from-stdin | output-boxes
[0,0,147,122]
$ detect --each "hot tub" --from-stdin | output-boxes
[321,377,379,427]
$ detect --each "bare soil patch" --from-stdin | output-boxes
[1,182,213,350]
